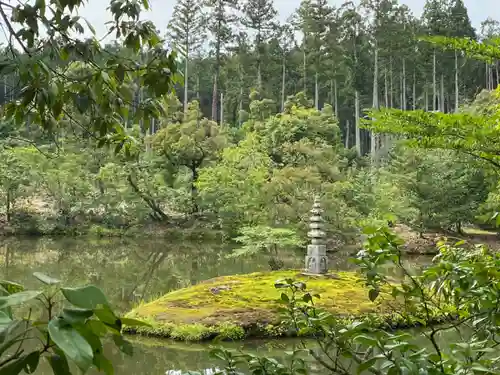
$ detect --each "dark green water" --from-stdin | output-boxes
[0,236,433,374]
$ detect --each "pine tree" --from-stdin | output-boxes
[241,0,278,92]
[167,0,206,113]
[204,0,239,122]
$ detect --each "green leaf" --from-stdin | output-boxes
[23,351,40,374]
[46,349,71,375]
[94,306,121,332]
[94,353,114,375]
[87,320,109,337]
[0,281,24,294]
[280,293,289,303]
[357,357,378,374]
[368,289,379,302]
[0,355,28,375]
[120,318,151,328]
[62,308,93,324]
[61,285,109,309]
[0,291,42,309]
[0,312,12,332]
[112,335,133,356]
[48,318,93,372]
[142,0,150,9]
[33,272,61,285]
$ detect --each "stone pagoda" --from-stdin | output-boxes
[304,196,328,275]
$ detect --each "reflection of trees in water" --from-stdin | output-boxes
[0,236,287,312]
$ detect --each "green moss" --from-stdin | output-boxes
[125,270,409,341]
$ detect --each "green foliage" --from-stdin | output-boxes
[0,273,148,375]
[229,225,304,270]
[205,226,500,375]
[0,0,179,154]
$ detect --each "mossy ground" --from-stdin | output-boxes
[125,270,403,341]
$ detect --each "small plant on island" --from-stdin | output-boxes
[227,225,305,270]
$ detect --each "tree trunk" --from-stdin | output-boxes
[239,85,244,126]
[345,120,350,148]
[440,74,445,112]
[281,57,286,112]
[302,45,307,94]
[424,82,428,111]
[355,90,361,156]
[433,50,437,111]
[371,45,379,161]
[495,61,500,87]
[211,30,221,122]
[402,59,406,110]
[220,92,224,126]
[183,57,188,114]
[334,78,338,118]
[412,70,416,110]
[314,71,319,110]
[390,57,393,107]
[384,68,389,107]
[455,51,459,113]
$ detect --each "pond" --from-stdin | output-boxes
[0,236,433,374]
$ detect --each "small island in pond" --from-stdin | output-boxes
[124,270,391,341]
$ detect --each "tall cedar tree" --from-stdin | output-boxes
[241,0,278,93]
[167,0,206,113]
[204,0,239,123]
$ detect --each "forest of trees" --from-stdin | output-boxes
[158,0,496,157]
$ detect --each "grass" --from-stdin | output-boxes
[124,270,412,341]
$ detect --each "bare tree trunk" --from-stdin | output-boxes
[371,45,379,161]
[402,59,406,110]
[239,85,243,126]
[355,90,361,156]
[433,50,437,111]
[220,92,224,126]
[334,78,338,118]
[384,68,389,107]
[455,51,459,112]
[183,57,188,114]
[345,120,350,148]
[412,70,416,110]
[314,71,319,109]
[495,61,500,87]
[303,46,307,94]
[390,57,394,107]
[281,57,286,112]
[440,74,445,112]
[425,82,429,111]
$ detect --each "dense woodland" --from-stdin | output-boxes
[0,0,499,248]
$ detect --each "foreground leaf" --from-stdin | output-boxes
[48,318,93,372]
[46,349,71,375]
[33,272,61,285]
[0,281,24,295]
[120,317,151,328]
[61,285,109,309]
[0,291,42,309]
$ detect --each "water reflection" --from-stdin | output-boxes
[0,236,433,374]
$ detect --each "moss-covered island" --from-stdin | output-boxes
[124,270,402,341]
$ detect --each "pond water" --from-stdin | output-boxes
[0,236,433,374]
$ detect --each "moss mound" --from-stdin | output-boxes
[125,270,400,340]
